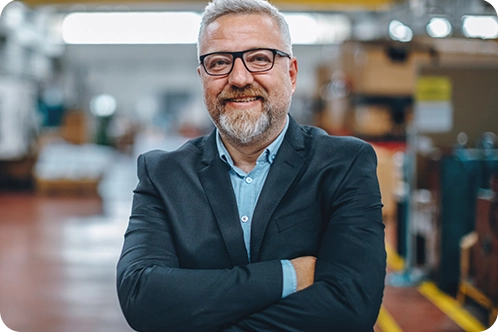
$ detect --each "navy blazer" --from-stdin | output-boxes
[117,116,386,332]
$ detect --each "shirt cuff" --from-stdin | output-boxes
[280,259,297,298]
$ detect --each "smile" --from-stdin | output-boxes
[226,97,260,103]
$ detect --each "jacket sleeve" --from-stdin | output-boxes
[116,154,283,332]
[223,143,386,332]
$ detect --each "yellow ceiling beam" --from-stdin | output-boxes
[19,0,400,11]
[273,0,398,10]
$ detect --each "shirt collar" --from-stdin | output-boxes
[216,114,289,168]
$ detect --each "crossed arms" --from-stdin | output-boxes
[116,143,386,332]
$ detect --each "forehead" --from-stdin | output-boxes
[200,13,283,54]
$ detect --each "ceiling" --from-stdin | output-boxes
[20,0,402,11]
[6,0,497,44]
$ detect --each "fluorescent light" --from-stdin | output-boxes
[61,11,349,45]
[462,15,498,39]
[284,13,319,44]
[284,13,351,45]
[426,17,452,38]
[389,20,413,42]
[314,14,351,44]
[62,11,201,44]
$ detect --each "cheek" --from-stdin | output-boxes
[266,75,293,103]
[202,78,224,100]
[202,80,224,119]
[260,70,291,92]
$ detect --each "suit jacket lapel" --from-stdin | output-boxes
[250,117,307,262]
[198,132,249,267]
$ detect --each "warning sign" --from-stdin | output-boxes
[415,76,452,102]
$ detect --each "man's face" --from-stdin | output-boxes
[197,13,298,146]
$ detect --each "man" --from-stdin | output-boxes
[116,0,386,331]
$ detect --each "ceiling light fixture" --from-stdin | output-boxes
[283,13,351,45]
[61,11,350,45]
[62,12,202,44]
[462,15,498,39]
[426,17,452,38]
[389,20,413,43]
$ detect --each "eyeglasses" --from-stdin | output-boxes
[199,48,291,76]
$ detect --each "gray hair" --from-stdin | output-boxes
[197,0,292,57]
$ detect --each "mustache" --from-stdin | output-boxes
[218,86,268,101]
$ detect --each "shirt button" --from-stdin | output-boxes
[241,216,249,223]
[245,177,253,184]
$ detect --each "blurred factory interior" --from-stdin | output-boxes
[0,0,498,331]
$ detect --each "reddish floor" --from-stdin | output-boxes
[0,193,132,332]
[376,219,467,332]
[382,280,463,332]
[0,162,493,332]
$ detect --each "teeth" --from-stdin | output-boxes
[228,97,258,102]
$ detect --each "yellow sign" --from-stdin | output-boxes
[415,76,452,101]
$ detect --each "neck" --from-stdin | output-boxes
[220,135,269,173]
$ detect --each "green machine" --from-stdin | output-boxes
[436,133,498,294]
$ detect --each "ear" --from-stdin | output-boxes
[289,57,298,94]
[197,66,202,77]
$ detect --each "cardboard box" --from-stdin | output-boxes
[35,177,101,197]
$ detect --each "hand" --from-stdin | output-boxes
[290,256,316,291]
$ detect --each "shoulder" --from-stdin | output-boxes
[293,126,379,187]
[298,124,374,156]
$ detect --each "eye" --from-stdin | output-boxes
[205,55,232,70]
[246,52,272,64]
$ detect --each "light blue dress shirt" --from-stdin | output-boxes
[216,116,297,298]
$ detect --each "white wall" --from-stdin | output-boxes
[60,43,339,129]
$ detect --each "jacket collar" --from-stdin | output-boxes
[198,115,308,265]
[201,115,305,164]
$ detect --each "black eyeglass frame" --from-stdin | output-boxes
[199,48,291,76]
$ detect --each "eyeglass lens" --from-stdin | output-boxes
[203,49,275,75]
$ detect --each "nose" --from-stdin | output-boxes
[227,58,254,88]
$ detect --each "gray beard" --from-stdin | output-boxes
[218,106,271,145]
